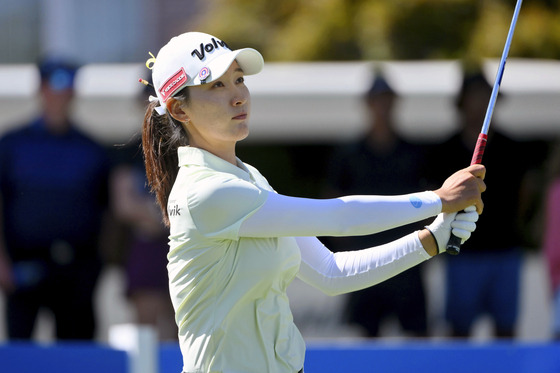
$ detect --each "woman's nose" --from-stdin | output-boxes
[232,88,248,106]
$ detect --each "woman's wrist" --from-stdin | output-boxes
[418,228,438,257]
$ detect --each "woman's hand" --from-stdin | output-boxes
[421,205,479,256]
[434,164,486,214]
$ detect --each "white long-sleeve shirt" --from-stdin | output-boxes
[167,146,441,373]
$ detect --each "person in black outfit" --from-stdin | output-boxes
[323,73,431,337]
[427,70,547,338]
[0,59,111,340]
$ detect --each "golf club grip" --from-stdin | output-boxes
[445,134,488,255]
[470,134,488,166]
[446,235,462,255]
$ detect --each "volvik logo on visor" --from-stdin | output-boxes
[159,68,188,102]
[191,38,230,61]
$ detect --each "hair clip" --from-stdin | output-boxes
[139,78,154,88]
[145,52,156,70]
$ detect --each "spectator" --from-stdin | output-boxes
[323,72,431,337]
[110,82,177,340]
[428,69,545,338]
[0,58,111,340]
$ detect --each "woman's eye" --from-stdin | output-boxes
[212,81,224,88]
[236,77,245,84]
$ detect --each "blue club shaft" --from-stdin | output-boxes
[481,0,523,136]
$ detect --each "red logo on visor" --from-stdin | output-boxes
[159,68,188,102]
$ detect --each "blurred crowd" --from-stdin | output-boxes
[0,59,176,342]
[0,58,558,343]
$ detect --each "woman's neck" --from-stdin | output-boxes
[191,142,237,166]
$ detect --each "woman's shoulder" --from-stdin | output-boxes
[176,165,266,205]
[171,164,269,237]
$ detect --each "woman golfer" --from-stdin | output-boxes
[142,32,485,373]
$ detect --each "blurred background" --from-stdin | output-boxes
[1,0,560,347]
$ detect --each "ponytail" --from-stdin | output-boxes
[142,90,190,226]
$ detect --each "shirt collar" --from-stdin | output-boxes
[177,146,253,182]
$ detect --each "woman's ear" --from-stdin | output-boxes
[166,98,190,123]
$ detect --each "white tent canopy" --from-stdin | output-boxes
[1,59,559,144]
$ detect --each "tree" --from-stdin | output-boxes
[190,0,560,61]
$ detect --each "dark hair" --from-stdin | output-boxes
[142,88,190,226]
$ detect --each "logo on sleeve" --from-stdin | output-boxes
[409,196,422,209]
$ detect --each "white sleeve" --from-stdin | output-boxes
[238,190,441,238]
[295,235,431,296]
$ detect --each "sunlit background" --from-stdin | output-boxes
[3,0,560,63]
[1,0,560,355]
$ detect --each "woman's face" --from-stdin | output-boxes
[181,61,251,152]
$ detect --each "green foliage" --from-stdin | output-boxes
[191,0,560,60]
[389,1,479,59]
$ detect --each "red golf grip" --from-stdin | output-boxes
[471,134,488,166]
[446,134,487,255]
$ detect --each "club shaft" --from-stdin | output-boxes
[446,0,523,255]
[481,0,523,137]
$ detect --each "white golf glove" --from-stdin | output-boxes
[425,205,479,254]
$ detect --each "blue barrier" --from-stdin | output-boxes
[159,341,560,373]
[303,341,560,373]
[160,343,183,373]
[2,340,560,373]
[0,342,128,373]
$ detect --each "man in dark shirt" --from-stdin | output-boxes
[324,73,430,337]
[0,59,111,340]
[428,71,546,338]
